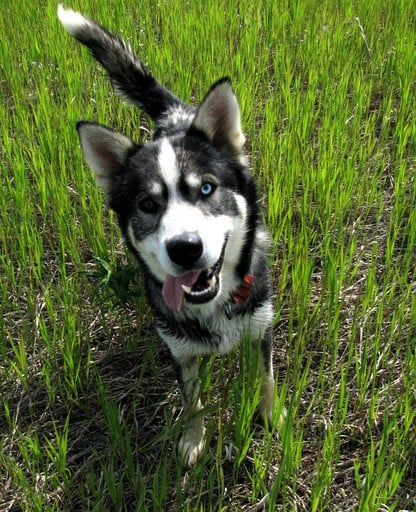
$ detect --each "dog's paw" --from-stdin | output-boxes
[178,426,205,467]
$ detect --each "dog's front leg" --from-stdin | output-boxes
[172,356,205,467]
[258,327,286,427]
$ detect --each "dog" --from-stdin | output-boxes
[58,5,281,467]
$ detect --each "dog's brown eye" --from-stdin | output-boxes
[138,197,158,213]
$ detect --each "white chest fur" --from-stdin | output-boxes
[159,301,274,360]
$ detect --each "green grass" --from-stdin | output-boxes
[1,0,415,510]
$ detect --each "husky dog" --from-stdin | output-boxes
[58,5,280,467]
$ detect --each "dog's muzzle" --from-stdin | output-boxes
[162,238,228,310]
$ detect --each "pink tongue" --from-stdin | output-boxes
[162,270,202,310]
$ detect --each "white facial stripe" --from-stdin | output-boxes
[157,138,179,193]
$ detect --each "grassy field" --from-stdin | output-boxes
[1,0,415,510]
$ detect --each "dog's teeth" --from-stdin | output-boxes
[181,285,192,294]
[207,276,217,288]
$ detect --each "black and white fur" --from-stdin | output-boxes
[58,5,281,466]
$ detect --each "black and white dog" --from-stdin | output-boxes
[58,5,281,466]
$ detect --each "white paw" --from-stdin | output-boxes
[178,426,205,467]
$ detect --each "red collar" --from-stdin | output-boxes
[225,274,254,319]
[231,274,254,304]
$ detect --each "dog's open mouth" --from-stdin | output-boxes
[162,239,227,311]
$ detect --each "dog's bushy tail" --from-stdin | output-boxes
[57,5,187,124]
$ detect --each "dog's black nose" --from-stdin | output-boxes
[166,233,203,268]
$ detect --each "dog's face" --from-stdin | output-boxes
[77,80,252,311]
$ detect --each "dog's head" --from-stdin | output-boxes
[77,79,255,311]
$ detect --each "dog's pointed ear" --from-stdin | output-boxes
[191,78,246,158]
[76,121,135,194]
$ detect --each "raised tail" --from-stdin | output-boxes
[57,4,187,124]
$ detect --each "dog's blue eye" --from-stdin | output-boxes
[200,183,215,197]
